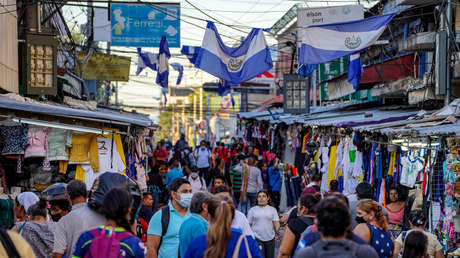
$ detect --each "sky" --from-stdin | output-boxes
[61,0,366,108]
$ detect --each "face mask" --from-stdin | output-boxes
[258,201,268,206]
[190,172,199,179]
[355,216,366,224]
[51,213,62,222]
[176,193,193,208]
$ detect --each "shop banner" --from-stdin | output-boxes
[297,5,363,28]
[110,3,180,47]
[76,52,131,81]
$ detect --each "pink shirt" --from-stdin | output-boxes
[386,205,405,225]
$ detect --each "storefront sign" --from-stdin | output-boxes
[110,3,180,47]
[297,5,363,28]
[76,52,131,81]
[284,74,309,114]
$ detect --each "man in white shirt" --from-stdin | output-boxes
[194,141,211,186]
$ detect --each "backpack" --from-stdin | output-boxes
[311,240,358,258]
[158,206,170,251]
[0,229,20,258]
[84,227,132,258]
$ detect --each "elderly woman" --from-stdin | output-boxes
[178,191,212,258]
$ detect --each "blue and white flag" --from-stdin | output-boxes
[136,48,158,75]
[195,21,273,84]
[170,63,183,85]
[181,45,201,65]
[156,36,170,89]
[299,13,395,65]
[348,54,364,90]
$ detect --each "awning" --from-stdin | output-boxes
[0,95,152,127]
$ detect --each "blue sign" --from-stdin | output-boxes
[110,4,180,47]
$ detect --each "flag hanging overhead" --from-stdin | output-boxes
[156,36,170,89]
[299,13,395,65]
[136,48,158,75]
[195,21,273,84]
[348,54,363,90]
[170,63,184,85]
[181,45,201,65]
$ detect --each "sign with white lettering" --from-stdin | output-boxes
[297,5,363,28]
[110,3,180,47]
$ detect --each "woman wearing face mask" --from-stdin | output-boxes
[187,166,207,193]
[73,187,145,257]
[247,190,280,258]
[353,199,394,258]
[184,194,262,258]
[278,193,321,258]
[20,198,55,258]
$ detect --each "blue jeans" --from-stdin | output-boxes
[239,198,250,216]
[247,192,258,207]
[239,192,258,216]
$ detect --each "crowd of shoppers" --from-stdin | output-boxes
[0,136,445,258]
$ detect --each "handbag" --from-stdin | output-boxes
[232,233,252,258]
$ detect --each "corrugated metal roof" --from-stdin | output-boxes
[0,95,152,127]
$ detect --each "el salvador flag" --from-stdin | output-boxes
[156,36,170,89]
[136,48,158,75]
[298,13,395,65]
[181,45,201,65]
[195,21,273,84]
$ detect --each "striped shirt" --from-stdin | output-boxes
[230,165,242,193]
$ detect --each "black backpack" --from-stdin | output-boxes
[310,240,358,258]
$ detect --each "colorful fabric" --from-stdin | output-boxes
[69,133,99,172]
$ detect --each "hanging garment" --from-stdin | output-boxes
[96,133,126,174]
[327,145,338,186]
[135,162,148,192]
[47,129,72,161]
[24,126,50,158]
[279,173,287,212]
[387,152,396,177]
[0,125,28,155]
[399,154,423,188]
[334,140,345,179]
[68,133,99,172]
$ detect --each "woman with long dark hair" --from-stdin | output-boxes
[72,187,144,257]
[401,231,429,258]
[184,194,262,258]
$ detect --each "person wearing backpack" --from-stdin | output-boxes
[72,187,145,258]
[294,198,378,258]
[147,178,192,258]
